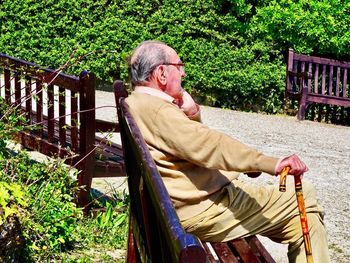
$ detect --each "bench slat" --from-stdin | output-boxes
[4,69,11,104]
[14,75,21,106]
[25,76,31,123]
[47,84,54,143]
[71,90,79,152]
[202,242,220,263]
[343,68,348,98]
[306,93,350,107]
[328,65,333,95]
[59,86,66,148]
[307,62,312,92]
[0,53,80,91]
[336,66,341,97]
[314,63,319,94]
[15,131,71,159]
[36,80,44,138]
[212,242,239,263]
[248,236,276,263]
[293,52,350,68]
[322,65,326,95]
[229,238,260,263]
[301,61,305,76]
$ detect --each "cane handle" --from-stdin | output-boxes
[279,166,290,192]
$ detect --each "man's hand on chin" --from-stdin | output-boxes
[176,90,200,118]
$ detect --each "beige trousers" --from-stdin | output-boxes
[181,178,330,263]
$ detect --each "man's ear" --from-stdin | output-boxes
[157,65,167,85]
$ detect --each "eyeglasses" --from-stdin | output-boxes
[162,62,185,72]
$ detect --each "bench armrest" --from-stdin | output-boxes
[287,70,312,79]
[286,71,312,97]
[95,119,120,132]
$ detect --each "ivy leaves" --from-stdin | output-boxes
[2,0,349,113]
[0,182,27,225]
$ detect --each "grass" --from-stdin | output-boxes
[58,212,128,262]
[58,191,129,262]
[36,185,130,262]
[0,145,129,262]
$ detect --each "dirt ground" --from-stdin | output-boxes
[93,90,350,262]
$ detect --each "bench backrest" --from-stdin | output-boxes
[287,48,350,100]
[0,53,96,206]
[114,84,206,263]
[0,53,95,163]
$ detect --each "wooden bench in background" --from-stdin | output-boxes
[0,53,125,208]
[286,48,350,121]
[114,83,276,263]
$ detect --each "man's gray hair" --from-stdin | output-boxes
[129,40,169,86]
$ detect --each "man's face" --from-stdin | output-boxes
[163,48,186,100]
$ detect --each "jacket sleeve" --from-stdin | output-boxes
[152,103,278,175]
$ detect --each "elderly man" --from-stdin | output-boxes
[125,40,329,263]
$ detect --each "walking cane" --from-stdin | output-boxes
[279,166,314,263]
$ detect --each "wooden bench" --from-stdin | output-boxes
[286,48,350,121]
[114,84,276,263]
[0,53,125,208]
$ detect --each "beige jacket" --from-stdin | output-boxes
[125,92,278,220]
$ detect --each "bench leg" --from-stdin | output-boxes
[127,217,140,263]
[77,168,93,212]
[298,87,309,120]
[298,104,306,120]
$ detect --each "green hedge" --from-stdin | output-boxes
[1,0,349,113]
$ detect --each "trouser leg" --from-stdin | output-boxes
[181,178,330,263]
[263,212,329,263]
[288,213,329,263]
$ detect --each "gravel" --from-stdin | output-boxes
[94,90,350,262]
[200,106,350,263]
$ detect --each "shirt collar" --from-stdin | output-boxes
[134,86,175,103]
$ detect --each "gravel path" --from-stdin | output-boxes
[94,90,350,262]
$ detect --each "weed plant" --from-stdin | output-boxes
[0,97,129,262]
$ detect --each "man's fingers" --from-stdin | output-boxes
[276,154,308,176]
